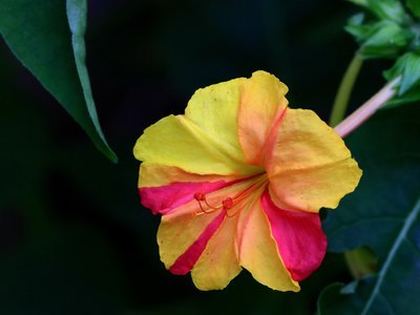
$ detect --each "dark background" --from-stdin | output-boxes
[0,0,389,314]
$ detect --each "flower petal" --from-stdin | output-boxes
[237,194,300,292]
[140,182,228,215]
[138,163,238,215]
[157,179,261,274]
[269,158,362,213]
[139,163,239,188]
[134,75,268,176]
[238,71,288,165]
[134,115,259,176]
[267,109,362,212]
[191,215,241,290]
[261,190,327,281]
[169,210,225,275]
[158,202,223,274]
[185,77,246,158]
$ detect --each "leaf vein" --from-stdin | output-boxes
[360,197,420,315]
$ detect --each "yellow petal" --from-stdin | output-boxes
[185,77,246,157]
[267,108,362,212]
[191,215,242,291]
[138,163,240,188]
[134,115,259,176]
[238,71,289,165]
[269,158,362,212]
[237,195,300,292]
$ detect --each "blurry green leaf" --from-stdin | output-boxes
[384,52,420,105]
[385,85,420,107]
[407,0,420,17]
[346,0,417,61]
[0,0,117,162]
[366,0,410,24]
[319,105,420,314]
[411,23,420,50]
[344,247,378,279]
[353,20,413,58]
[348,0,368,7]
[345,13,370,41]
[397,53,420,93]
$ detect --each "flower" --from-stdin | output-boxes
[133,71,362,291]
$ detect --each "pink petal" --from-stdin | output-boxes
[139,180,230,215]
[169,210,226,275]
[261,190,327,281]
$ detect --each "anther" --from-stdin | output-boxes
[194,192,206,201]
[222,197,234,210]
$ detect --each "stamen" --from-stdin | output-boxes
[222,197,233,209]
[193,174,267,217]
[197,199,209,213]
[194,192,206,201]
[194,192,221,215]
[204,198,221,211]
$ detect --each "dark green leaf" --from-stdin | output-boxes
[407,0,420,17]
[319,105,420,314]
[411,23,420,51]
[0,0,117,162]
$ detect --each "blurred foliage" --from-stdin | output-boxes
[0,0,417,314]
[384,51,420,106]
[346,0,420,106]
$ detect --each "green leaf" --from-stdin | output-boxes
[346,18,413,59]
[384,52,420,105]
[386,85,420,107]
[396,54,420,94]
[319,105,420,314]
[363,21,412,58]
[348,0,368,7]
[407,0,420,17]
[366,0,410,24]
[0,0,117,162]
[345,14,370,42]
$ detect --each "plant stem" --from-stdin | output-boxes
[329,54,364,127]
[335,76,400,138]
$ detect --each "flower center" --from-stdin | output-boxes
[194,174,267,217]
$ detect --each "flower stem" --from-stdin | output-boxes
[335,76,400,138]
[329,54,364,127]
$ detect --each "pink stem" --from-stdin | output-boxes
[334,77,401,138]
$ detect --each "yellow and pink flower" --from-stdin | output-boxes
[133,71,362,291]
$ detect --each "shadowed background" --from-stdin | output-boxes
[0,0,390,314]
